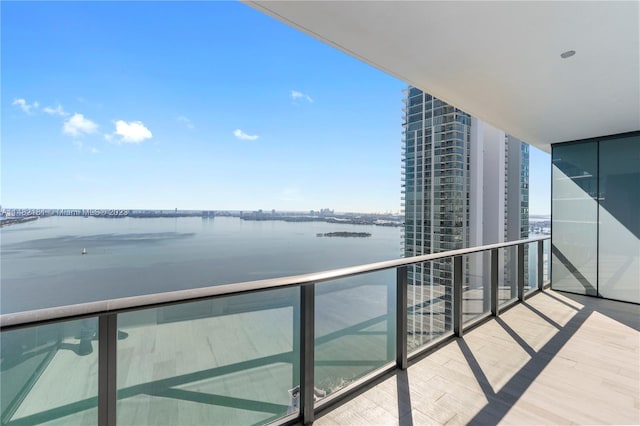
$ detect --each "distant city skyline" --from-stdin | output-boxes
[1,1,551,215]
[0,207,403,216]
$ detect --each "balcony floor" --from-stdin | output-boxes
[315,289,640,425]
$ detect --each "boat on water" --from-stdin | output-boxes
[82,248,87,255]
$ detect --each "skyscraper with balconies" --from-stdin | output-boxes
[401,86,529,345]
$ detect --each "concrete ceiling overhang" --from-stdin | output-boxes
[246,1,640,152]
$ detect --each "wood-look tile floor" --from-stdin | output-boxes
[315,290,640,425]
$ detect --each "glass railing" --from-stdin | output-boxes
[116,289,298,425]
[1,318,99,425]
[463,251,491,325]
[499,245,518,306]
[1,236,549,426]
[544,238,551,283]
[407,260,453,352]
[525,241,539,295]
[315,270,395,399]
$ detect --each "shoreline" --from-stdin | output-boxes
[0,216,38,228]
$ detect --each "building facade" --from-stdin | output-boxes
[401,87,529,347]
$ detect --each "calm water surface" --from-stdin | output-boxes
[1,216,401,313]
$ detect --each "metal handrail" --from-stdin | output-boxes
[0,236,548,330]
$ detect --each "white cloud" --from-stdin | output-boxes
[291,90,313,103]
[12,98,39,113]
[113,120,152,143]
[63,113,98,136]
[43,104,69,116]
[177,115,194,129]
[233,129,259,141]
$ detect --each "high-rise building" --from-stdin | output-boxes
[401,86,529,347]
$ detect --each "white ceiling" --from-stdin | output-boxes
[246,1,640,152]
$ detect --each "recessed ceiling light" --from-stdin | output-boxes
[560,50,576,59]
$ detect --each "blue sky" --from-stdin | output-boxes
[1,1,550,214]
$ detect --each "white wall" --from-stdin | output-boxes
[481,122,506,244]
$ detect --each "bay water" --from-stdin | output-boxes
[1,216,401,314]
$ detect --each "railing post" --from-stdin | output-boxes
[98,314,117,426]
[537,240,544,290]
[292,295,301,389]
[517,243,525,301]
[491,248,499,316]
[396,266,408,370]
[453,256,463,337]
[300,284,315,425]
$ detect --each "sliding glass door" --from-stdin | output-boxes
[551,132,640,304]
[551,142,598,296]
[598,135,640,303]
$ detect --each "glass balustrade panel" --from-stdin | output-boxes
[525,242,538,294]
[1,318,99,425]
[407,260,453,353]
[499,246,518,305]
[463,251,490,324]
[544,238,551,284]
[116,288,298,425]
[314,270,395,400]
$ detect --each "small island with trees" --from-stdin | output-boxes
[317,232,372,238]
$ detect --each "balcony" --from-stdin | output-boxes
[4,237,636,425]
[2,1,637,424]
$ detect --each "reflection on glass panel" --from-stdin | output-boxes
[499,246,518,304]
[407,260,452,352]
[117,288,298,425]
[551,142,598,296]
[463,252,490,324]
[314,270,395,398]
[544,239,551,284]
[598,135,640,303]
[525,242,538,294]
[1,318,99,425]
